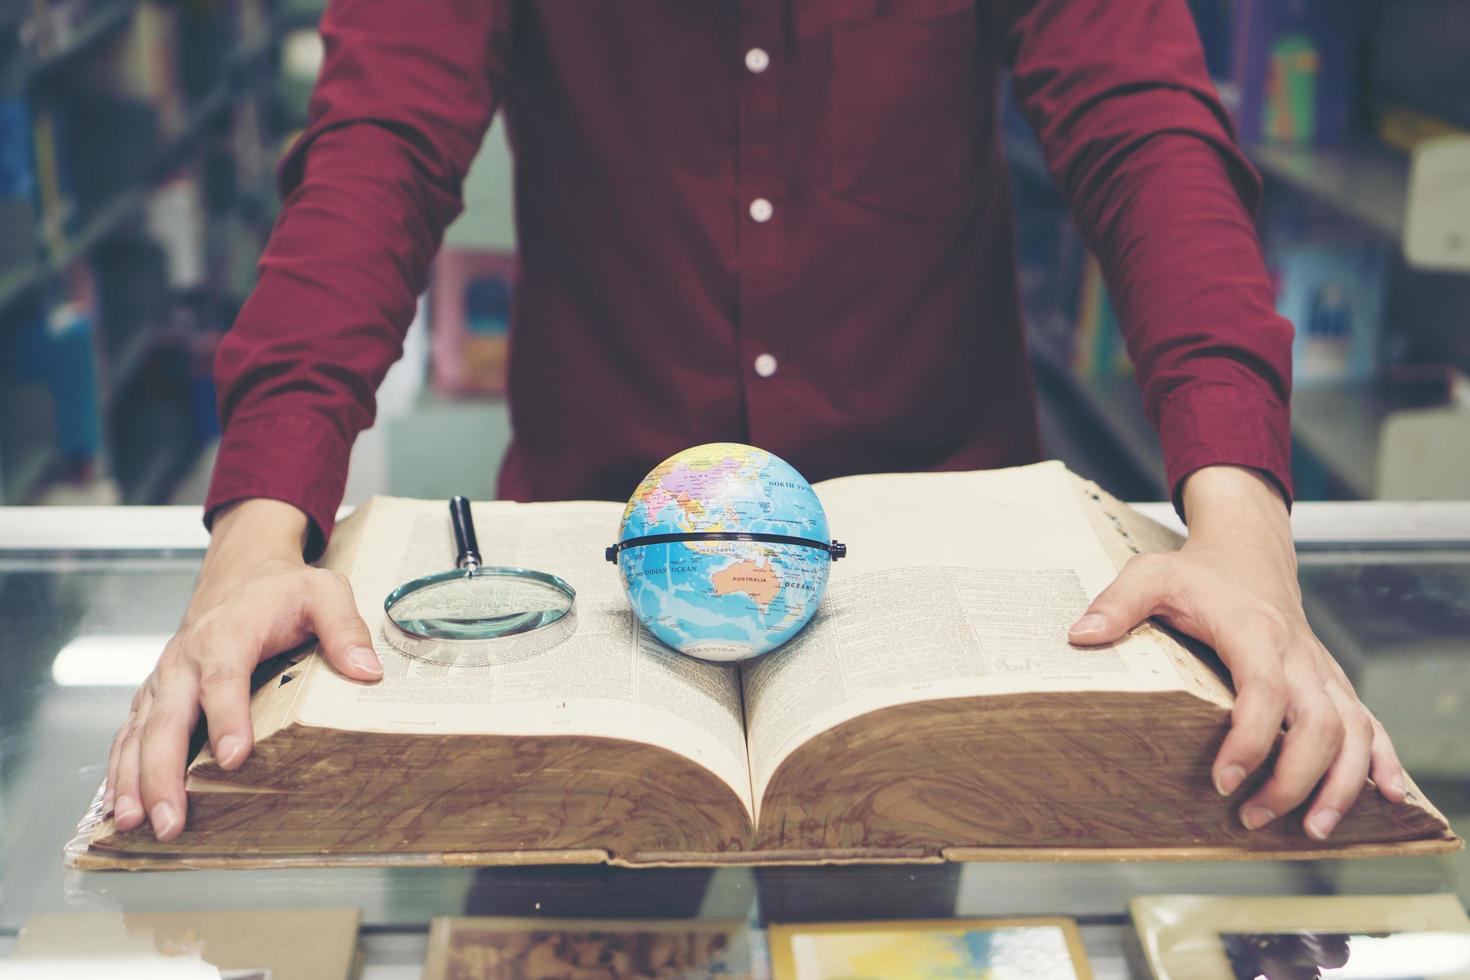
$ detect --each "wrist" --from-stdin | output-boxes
[206,498,311,566]
[188,500,311,618]
[1181,465,1293,552]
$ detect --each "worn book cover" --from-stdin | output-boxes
[1131,893,1470,980]
[769,916,1090,980]
[422,917,761,980]
[68,461,1460,870]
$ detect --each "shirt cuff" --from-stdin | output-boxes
[203,413,352,561]
[1158,382,1294,522]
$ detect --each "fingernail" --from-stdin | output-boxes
[217,735,245,768]
[1307,808,1340,841]
[116,795,141,824]
[1240,804,1276,831]
[1069,613,1107,635]
[1215,764,1246,797]
[1390,774,1407,799]
[150,802,179,840]
[347,646,383,676]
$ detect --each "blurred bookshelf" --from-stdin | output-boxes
[0,0,321,505]
[1007,0,1470,503]
[1246,142,1409,241]
[5,0,1466,508]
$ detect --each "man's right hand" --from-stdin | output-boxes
[105,499,384,842]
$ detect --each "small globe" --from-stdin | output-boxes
[609,443,842,662]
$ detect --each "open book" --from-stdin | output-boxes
[71,462,1458,869]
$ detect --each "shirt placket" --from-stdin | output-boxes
[736,1,788,436]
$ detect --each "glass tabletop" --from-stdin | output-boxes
[1,544,1466,976]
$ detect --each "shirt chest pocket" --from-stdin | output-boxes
[827,10,981,218]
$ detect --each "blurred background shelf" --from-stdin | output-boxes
[1029,340,1167,501]
[3,0,1467,511]
[1004,0,1470,504]
[0,0,29,36]
[20,0,136,83]
[1246,142,1409,240]
[0,18,282,321]
[1292,386,1393,500]
[1,0,303,504]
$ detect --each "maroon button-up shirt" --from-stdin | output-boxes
[207,0,1293,558]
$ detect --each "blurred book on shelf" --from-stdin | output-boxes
[100,0,183,137]
[227,93,273,198]
[1403,136,1470,274]
[1267,241,1387,385]
[145,172,206,290]
[0,91,39,271]
[430,246,515,397]
[28,101,74,254]
[1228,0,1361,148]
[1069,254,1132,382]
[1379,105,1470,155]
[0,266,103,498]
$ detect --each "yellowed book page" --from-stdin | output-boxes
[743,461,1189,809]
[296,496,753,817]
[1069,474,1234,707]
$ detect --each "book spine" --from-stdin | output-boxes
[0,93,41,271]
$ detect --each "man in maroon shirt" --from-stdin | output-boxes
[107,0,1407,845]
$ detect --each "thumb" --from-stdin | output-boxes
[1069,554,1166,645]
[307,569,383,681]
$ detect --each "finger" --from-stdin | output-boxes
[1315,648,1408,805]
[196,647,255,771]
[104,720,126,811]
[138,669,201,842]
[1311,637,1407,805]
[1239,684,1344,831]
[1205,606,1292,796]
[112,698,149,832]
[1069,554,1167,645]
[1302,686,1374,840]
[308,570,383,680]
[1211,662,1289,796]
[1367,713,1408,803]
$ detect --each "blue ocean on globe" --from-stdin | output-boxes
[613,443,836,662]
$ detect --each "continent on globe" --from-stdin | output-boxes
[607,443,845,663]
[710,557,782,614]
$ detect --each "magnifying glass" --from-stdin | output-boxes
[382,496,577,667]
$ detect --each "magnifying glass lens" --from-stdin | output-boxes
[382,498,578,667]
[386,571,574,641]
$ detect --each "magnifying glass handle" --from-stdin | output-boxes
[450,496,482,570]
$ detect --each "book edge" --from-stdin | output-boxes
[66,833,1463,872]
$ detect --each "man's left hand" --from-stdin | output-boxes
[1067,465,1407,840]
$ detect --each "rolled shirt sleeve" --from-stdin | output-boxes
[997,0,1294,514]
[205,0,508,557]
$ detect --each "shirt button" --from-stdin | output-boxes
[749,198,773,223]
[753,353,778,378]
[745,47,770,74]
